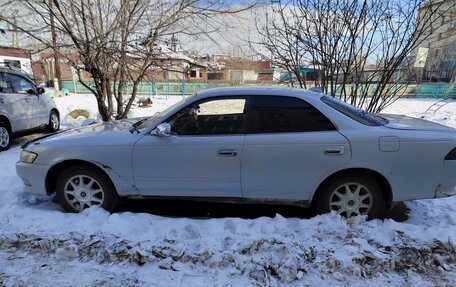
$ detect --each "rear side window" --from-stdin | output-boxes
[247,96,336,133]
[0,73,13,93]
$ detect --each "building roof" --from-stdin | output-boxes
[156,45,206,67]
[0,46,30,58]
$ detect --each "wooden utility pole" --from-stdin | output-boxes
[12,13,18,48]
[49,0,61,90]
[170,34,177,52]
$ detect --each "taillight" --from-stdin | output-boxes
[445,148,456,160]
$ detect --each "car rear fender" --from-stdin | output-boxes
[309,167,393,205]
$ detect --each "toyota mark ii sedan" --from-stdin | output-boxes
[16,87,456,218]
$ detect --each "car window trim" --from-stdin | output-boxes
[160,95,250,137]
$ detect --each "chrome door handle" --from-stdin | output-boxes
[325,146,344,155]
[217,149,237,157]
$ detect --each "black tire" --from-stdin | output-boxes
[55,164,119,213]
[315,173,386,219]
[46,110,60,132]
[0,122,11,151]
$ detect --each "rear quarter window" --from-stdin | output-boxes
[321,95,385,126]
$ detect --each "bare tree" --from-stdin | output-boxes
[2,0,254,121]
[251,0,451,112]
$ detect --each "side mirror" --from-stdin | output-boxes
[153,123,171,137]
[37,87,45,94]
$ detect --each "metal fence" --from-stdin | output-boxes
[405,85,456,98]
[60,81,231,96]
[60,81,455,99]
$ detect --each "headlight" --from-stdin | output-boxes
[20,150,38,163]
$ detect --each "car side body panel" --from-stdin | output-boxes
[242,131,351,200]
[132,134,245,197]
[0,91,31,131]
[30,93,57,127]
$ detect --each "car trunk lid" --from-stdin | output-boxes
[379,114,455,132]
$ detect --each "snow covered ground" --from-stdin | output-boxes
[0,95,455,286]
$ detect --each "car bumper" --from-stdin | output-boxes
[15,162,51,195]
[435,161,456,198]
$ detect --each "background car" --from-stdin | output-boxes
[16,87,456,218]
[0,65,60,151]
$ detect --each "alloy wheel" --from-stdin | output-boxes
[0,127,9,148]
[63,175,104,211]
[329,182,373,217]
[51,114,59,130]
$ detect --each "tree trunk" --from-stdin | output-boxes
[119,81,139,119]
[106,79,113,116]
[93,75,112,121]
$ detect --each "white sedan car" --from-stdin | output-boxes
[16,87,456,218]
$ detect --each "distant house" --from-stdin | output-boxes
[0,46,32,74]
[35,45,207,87]
[33,50,88,87]
[207,58,275,83]
[151,45,207,82]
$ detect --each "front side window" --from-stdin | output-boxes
[0,73,13,93]
[247,96,336,133]
[167,98,246,135]
[6,74,35,94]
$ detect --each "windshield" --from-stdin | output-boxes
[131,94,196,132]
[321,95,386,126]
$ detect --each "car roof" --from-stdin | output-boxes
[196,86,324,100]
[0,66,34,80]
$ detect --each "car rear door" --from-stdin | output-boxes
[6,73,48,128]
[132,96,247,198]
[0,72,32,131]
[241,95,351,201]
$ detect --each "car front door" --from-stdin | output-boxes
[0,73,32,131]
[6,73,48,128]
[241,95,352,201]
[132,97,247,197]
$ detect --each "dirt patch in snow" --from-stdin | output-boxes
[1,231,455,286]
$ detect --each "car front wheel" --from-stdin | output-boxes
[55,165,118,212]
[315,174,386,219]
[46,111,60,132]
[0,122,11,151]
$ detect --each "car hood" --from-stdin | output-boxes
[25,119,140,148]
[380,114,456,132]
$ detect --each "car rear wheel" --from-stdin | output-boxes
[0,122,11,151]
[46,111,60,132]
[315,174,386,219]
[55,165,118,212]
